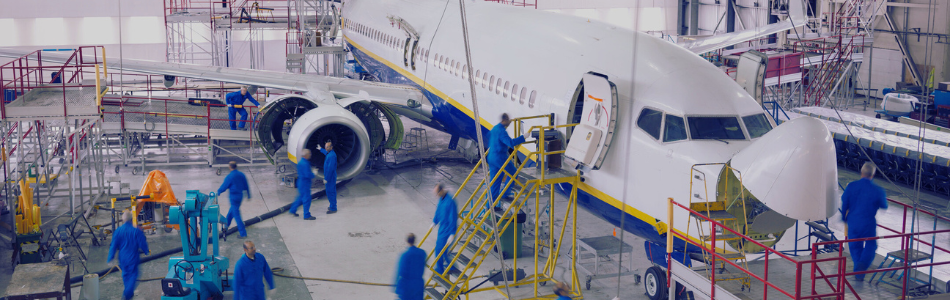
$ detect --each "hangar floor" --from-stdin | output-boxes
[1,114,948,300]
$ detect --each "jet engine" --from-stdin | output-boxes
[256,95,397,181]
[256,95,318,158]
[286,105,371,180]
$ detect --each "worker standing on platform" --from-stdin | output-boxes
[233,240,275,300]
[318,141,338,214]
[108,211,150,300]
[225,86,261,130]
[218,161,251,239]
[841,162,888,281]
[430,183,458,275]
[394,233,426,300]
[487,113,526,206]
[289,149,316,220]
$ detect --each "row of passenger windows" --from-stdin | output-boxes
[347,20,403,50]
[345,20,539,109]
[636,108,773,142]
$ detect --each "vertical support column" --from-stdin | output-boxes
[79,129,84,214]
[677,0,688,35]
[689,0,700,35]
[726,0,736,34]
[68,120,75,217]
[35,121,50,210]
[667,198,675,300]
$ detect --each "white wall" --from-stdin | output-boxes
[0,0,287,71]
[857,48,903,97]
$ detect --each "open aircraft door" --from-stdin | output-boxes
[735,50,769,106]
[565,72,618,170]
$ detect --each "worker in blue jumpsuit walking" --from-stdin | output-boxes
[487,113,526,206]
[108,211,150,300]
[218,161,251,239]
[233,240,275,300]
[430,183,458,275]
[225,86,261,130]
[289,149,316,220]
[394,233,426,300]
[841,162,888,281]
[554,281,572,299]
[318,141,338,214]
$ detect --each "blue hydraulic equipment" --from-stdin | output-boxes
[161,190,232,300]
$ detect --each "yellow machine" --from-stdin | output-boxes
[111,170,180,232]
[15,180,41,234]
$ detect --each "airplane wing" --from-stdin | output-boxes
[678,0,807,54]
[0,48,426,108]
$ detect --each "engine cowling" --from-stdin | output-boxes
[256,95,319,159]
[286,105,371,181]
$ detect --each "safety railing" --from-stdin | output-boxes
[669,198,856,299]
[669,195,950,299]
[484,0,538,8]
[164,0,293,24]
[790,34,865,107]
[99,94,259,140]
[0,46,106,119]
[806,198,950,297]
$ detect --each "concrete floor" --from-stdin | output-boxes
[1,114,949,300]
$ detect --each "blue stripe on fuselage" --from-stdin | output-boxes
[347,39,701,255]
[347,43,489,143]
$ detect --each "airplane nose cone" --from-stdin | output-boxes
[730,117,838,221]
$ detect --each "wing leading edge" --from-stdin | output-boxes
[0,48,426,108]
[678,0,807,54]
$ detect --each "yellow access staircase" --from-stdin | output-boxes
[418,115,583,300]
[688,163,752,291]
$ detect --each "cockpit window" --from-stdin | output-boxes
[687,116,745,140]
[637,108,663,140]
[663,114,688,142]
[742,114,773,139]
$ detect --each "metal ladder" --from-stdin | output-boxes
[687,164,753,291]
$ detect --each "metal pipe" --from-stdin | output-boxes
[456,0,512,297]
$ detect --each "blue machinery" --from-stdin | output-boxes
[161,190,232,299]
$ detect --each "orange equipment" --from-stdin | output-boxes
[111,170,180,231]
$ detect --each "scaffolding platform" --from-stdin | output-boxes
[4,82,104,120]
[100,96,259,142]
[576,235,637,290]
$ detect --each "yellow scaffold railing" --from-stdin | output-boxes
[419,114,584,300]
[94,47,108,111]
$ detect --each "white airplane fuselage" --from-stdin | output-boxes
[340,0,836,246]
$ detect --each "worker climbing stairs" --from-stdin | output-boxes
[687,164,753,292]
[418,115,584,300]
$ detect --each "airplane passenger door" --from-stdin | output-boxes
[565,72,618,170]
[735,50,769,105]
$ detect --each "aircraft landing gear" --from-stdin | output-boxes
[645,266,667,300]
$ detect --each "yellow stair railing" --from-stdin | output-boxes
[687,163,752,291]
[418,115,584,300]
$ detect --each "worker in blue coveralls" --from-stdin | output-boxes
[429,183,458,275]
[218,161,251,239]
[554,281,572,300]
[289,149,316,220]
[487,113,526,206]
[233,240,275,300]
[840,162,888,281]
[108,211,150,300]
[225,86,260,130]
[394,233,426,300]
[318,141,338,214]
